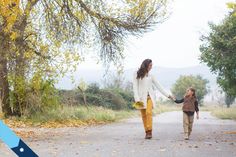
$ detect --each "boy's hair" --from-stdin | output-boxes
[184,87,196,98]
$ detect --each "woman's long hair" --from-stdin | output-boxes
[136,59,152,79]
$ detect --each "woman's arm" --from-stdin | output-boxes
[151,75,170,98]
[133,73,140,102]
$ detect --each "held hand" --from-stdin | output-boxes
[168,95,176,101]
[172,96,176,101]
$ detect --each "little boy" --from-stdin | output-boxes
[173,87,199,140]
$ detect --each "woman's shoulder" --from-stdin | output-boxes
[148,73,155,79]
[149,73,154,77]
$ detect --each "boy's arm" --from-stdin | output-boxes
[174,98,184,104]
[195,100,199,119]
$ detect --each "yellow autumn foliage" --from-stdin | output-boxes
[227,2,236,16]
[0,0,21,33]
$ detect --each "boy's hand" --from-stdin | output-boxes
[196,113,199,119]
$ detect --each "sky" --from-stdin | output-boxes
[77,0,232,70]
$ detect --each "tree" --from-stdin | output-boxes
[77,79,88,107]
[0,0,170,116]
[171,75,209,105]
[225,93,235,108]
[227,2,236,16]
[199,12,236,100]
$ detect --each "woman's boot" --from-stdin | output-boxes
[145,130,152,139]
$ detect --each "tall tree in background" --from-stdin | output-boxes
[199,11,236,100]
[0,0,170,116]
[171,75,209,105]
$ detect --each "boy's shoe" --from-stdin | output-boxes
[188,132,191,137]
[184,134,189,140]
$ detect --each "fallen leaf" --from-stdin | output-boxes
[80,141,89,144]
[224,131,236,134]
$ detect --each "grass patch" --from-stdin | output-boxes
[198,104,236,120]
[199,105,218,111]
[3,106,136,128]
[211,107,236,120]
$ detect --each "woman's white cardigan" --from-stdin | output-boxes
[133,73,170,109]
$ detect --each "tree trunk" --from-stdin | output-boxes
[0,38,12,117]
[78,86,88,110]
[11,15,29,117]
[0,0,39,117]
[12,38,27,117]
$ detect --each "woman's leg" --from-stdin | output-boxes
[143,97,153,139]
[140,97,153,139]
[140,109,147,132]
[146,97,153,131]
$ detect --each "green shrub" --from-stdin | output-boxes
[58,83,134,110]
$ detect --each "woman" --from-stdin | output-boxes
[133,59,172,139]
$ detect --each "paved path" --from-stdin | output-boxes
[0,111,236,157]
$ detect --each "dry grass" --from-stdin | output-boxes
[2,106,136,128]
[153,104,181,114]
[211,107,236,120]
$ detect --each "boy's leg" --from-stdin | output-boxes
[188,115,194,136]
[140,109,147,132]
[183,112,189,139]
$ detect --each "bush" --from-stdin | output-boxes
[85,93,105,107]
[59,84,134,110]
[100,89,127,110]
[86,83,100,94]
[23,79,60,116]
[113,88,134,109]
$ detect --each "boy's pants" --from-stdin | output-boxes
[183,112,194,136]
[140,96,153,132]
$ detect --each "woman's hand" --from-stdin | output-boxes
[133,101,144,109]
